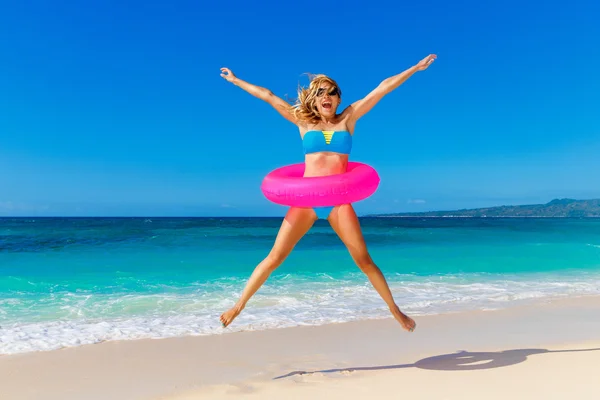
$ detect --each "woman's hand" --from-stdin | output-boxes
[220,67,237,83]
[415,54,437,71]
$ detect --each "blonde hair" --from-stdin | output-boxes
[290,74,342,124]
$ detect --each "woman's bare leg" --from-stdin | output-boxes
[328,204,416,332]
[220,207,316,327]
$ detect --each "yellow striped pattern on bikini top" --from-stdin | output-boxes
[322,130,334,144]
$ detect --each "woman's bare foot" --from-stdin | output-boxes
[220,305,243,328]
[390,305,416,332]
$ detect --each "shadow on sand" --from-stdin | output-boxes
[274,347,600,380]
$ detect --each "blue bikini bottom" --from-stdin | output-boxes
[313,206,335,220]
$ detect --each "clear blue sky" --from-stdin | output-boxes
[1,0,599,217]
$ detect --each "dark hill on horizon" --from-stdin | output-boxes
[371,198,600,218]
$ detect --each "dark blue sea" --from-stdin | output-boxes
[1,217,600,354]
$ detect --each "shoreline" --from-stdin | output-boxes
[2,295,600,399]
[2,291,598,357]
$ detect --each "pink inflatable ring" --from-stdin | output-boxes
[261,162,380,207]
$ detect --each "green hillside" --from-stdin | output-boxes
[373,198,600,217]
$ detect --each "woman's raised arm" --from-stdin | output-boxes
[343,54,437,124]
[221,67,297,125]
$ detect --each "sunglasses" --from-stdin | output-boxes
[316,87,339,97]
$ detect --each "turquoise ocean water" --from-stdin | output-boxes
[1,217,600,355]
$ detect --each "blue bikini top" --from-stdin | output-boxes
[302,130,353,155]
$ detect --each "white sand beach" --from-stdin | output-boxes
[1,296,599,400]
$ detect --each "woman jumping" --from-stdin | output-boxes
[219,54,437,332]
